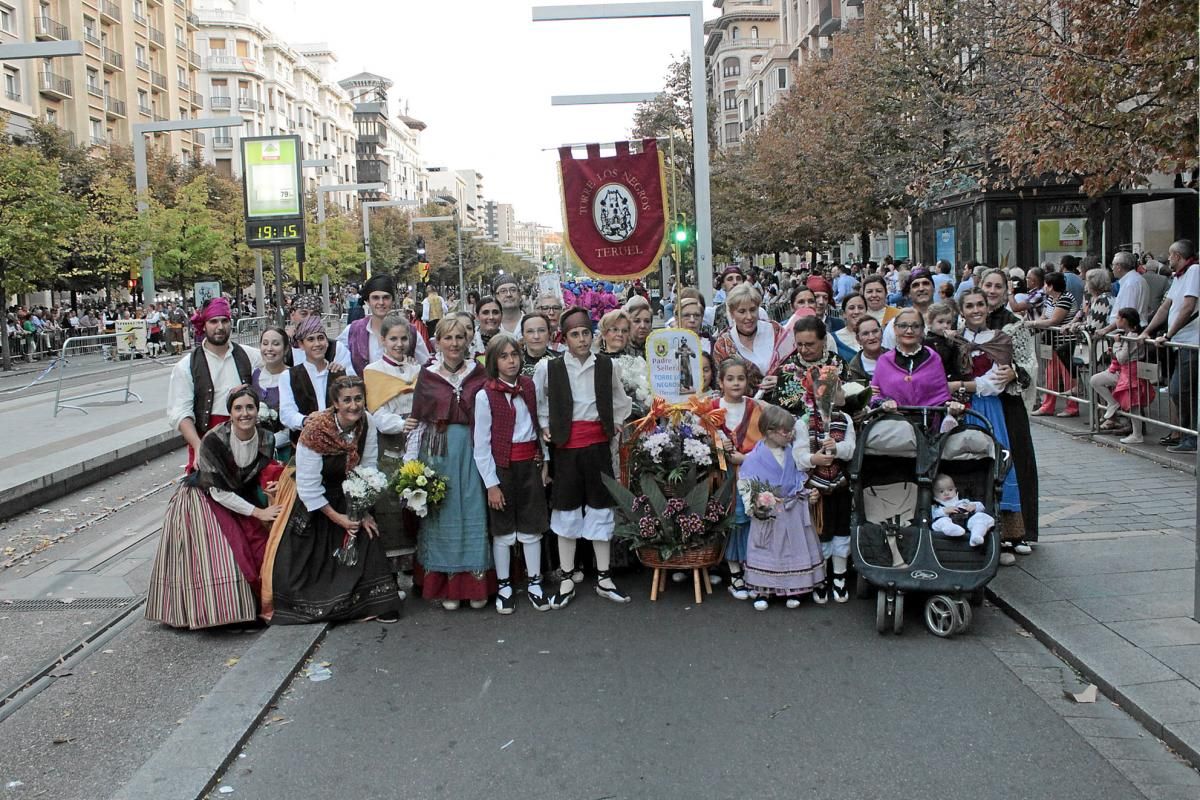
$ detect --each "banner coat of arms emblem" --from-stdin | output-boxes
[558,139,669,281]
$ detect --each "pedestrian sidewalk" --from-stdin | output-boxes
[0,369,179,519]
[1033,413,1197,475]
[988,426,1199,767]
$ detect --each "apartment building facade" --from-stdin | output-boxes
[338,70,427,204]
[1,0,203,159]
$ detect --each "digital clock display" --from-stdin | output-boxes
[246,217,304,247]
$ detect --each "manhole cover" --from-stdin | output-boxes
[1,597,138,611]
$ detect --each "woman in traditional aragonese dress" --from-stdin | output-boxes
[404,317,495,609]
[261,376,401,624]
[251,325,294,462]
[146,388,283,629]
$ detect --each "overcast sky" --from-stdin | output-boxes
[259,0,717,229]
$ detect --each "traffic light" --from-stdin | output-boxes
[415,236,426,260]
[674,225,689,244]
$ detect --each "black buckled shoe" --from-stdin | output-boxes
[526,575,551,612]
[548,568,577,610]
[812,580,829,605]
[594,569,631,604]
[831,573,849,604]
[495,578,516,615]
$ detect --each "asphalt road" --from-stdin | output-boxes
[218,588,1150,800]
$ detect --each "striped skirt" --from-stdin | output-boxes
[145,484,259,629]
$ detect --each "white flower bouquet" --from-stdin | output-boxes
[334,466,389,566]
[390,459,449,518]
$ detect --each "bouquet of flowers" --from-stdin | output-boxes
[258,402,280,426]
[603,468,734,561]
[390,459,448,518]
[746,478,782,520]
[809,364,841,425]
[615,353,653,418]
[335,466,389,566]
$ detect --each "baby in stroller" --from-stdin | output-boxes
[931,473,994,547]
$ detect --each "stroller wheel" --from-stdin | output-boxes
[875,590,889,634]
[924,594,961,638]
[953,599,973,634]
[892,592,905,635]
[855,571,871,600]
[968,588,985,607]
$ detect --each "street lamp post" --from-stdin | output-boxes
[362,199,421,277]
[133,117,246,305]
[312,182,385,312]
[410,213,463,310]
[532,2,713,301]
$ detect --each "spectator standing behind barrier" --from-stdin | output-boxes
[1098,252,1151,337]
[1139,239,1199,454]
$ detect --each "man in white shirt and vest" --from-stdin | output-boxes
[166,297,262,471]
[336,274,431,375]
[422,285,445,332]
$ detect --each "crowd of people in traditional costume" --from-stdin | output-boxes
[146,238,1200,628]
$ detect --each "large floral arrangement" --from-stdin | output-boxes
[390,459,448,518]
[628,411,720,486]
[603,469,734,561]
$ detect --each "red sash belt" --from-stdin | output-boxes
[563,420,608,450]
[510,441,539,462]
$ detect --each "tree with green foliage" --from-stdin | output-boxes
[0,130,83,369]
[140,175,231,298]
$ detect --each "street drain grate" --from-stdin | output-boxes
[1,597,139,612]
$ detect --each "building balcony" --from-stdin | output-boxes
[148,0,162,6]
[100,1,122,24]
[151,71,167,90]
[133,12,147,26]
[34,15,69,40]
[105,97,127,118]
[177,78,191,91]
[38,72,73,99]
[148,27,165,47]
[187,48,200,68]
[192,131,205,146]
[237,95,263,112]
[186,12,199,29]
[102,48,124,71]
[4,89,21,102]
[213,136,233,149]
[205,54,260,75]
[138,103,152,116]
[210,95,232,109]
[174,0,184,6]
[153,113,167,122]
[86,82,103,98]
[190,89,203,108]
[134,57,150,70]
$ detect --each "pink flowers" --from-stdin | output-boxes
[756,491,779,508]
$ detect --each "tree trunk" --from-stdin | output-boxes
[0,264,11,371]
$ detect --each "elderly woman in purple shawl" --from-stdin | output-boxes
[738,403,826,611]
[870,308,964,417]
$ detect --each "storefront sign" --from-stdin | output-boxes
[935,227,956,267]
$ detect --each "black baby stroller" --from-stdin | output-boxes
[849,405,1009,637]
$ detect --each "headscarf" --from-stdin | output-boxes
[293,314,324,342]
[805,276,832,297]
[904,266,933,295]
[361,275,396,299]
[190,297,232,341]
[291,294,322,313]
[560,305,591,333]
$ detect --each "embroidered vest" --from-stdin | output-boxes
[485,378,540,467]
[347,318,374,376]
[546,356,613,446]
[190,343,253,433]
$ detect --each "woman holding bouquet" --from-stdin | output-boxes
[146,388,283,629]
[770,315,845,416]
[262,376,400,624]
[365,315,421,565]
[738,403,826,610]
[404,317,494,610]
[251,326,294,463]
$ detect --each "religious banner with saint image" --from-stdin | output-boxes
[558,139,668,281]
[646,328,702,403]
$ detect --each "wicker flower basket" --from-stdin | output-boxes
[636,538,725,570]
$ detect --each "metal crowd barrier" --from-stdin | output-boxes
[234,316,269,346]
[52,334,143,417]
[1031,324,1198,440]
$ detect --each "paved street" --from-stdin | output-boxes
[0,427,1196,799]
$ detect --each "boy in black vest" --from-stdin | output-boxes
[533,306,633,608]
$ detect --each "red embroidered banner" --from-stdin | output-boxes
[558,139,668,281]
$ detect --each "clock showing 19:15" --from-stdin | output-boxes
[246,217,304,247]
